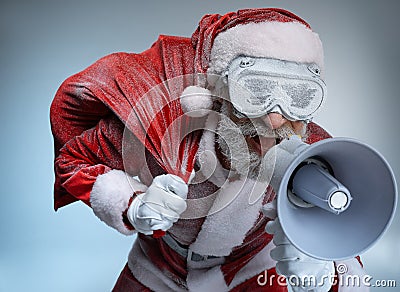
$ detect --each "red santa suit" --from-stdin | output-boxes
[51,8,366,291]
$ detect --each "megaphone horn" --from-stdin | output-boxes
[273,136,397,260]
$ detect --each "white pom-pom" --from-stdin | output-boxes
[180,86,213,117]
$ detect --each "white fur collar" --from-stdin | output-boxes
[195,113,228,187]
[190,113,270,256]
[189,177,268,256]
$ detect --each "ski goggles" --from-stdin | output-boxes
[226,57,326,121]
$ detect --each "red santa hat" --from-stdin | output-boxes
[180,8,324,116]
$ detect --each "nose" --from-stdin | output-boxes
[262,112,288,129]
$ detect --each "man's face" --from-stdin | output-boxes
[214,56,324,179]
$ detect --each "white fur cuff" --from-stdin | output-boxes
[90,169,147,235]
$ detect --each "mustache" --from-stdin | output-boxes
[234,119,299,140]
[218,99,305,139]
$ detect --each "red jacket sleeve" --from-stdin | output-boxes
[55,115,126,206]
[55,115,151,234]
[50,51,165,209]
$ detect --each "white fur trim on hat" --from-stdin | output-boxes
[208,21,324,77]
[90,169,148,235]
[180,86,213,117]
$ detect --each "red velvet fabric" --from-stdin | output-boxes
[51,38,195,209]
[55,116,125,206]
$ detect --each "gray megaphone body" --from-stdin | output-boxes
[267,136,397,261]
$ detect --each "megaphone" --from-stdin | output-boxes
[273,136,397,260]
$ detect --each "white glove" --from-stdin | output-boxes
[263,201,335,292]
[127,174,188,235]
[262,135,308,192]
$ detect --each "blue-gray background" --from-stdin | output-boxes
[1,1,399,291]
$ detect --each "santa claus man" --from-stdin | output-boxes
[51,8,368,291]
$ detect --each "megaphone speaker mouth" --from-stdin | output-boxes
[329,191,350,210]
[277,137,397,261]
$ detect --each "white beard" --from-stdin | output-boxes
[216,115,261,178]
[215,101,306,180]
